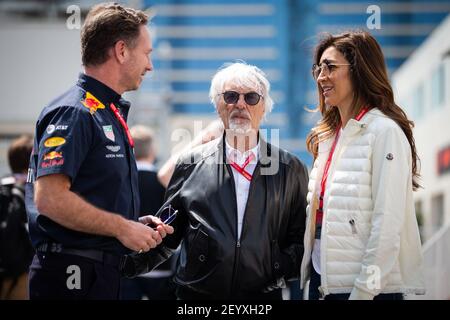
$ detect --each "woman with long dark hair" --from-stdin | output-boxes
[301,31,425,300]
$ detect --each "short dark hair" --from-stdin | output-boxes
[130,125,155,160]
[8,134,33,174]
[81,2,148,67]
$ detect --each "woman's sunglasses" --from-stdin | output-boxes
[220,91,263,106]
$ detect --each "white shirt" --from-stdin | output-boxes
[312,239,322,274]
[225,140,259,240]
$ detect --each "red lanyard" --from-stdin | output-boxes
[317,107,370,220]
[229,153,255,181]
[109,103,134,148]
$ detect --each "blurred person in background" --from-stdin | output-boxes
[0,134,34,299]
[121,62,309,300]
[302,31,425,300]
[25,3,172,300]
[157,121,225,189]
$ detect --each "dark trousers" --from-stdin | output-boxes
[29,252,121,300]
[308,265,322,300]
[308,265,403,300]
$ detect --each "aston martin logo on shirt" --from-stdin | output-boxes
[106,145,120,153]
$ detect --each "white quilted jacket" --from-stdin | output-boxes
[300,108,425,299]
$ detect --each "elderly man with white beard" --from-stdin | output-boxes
[120,62,309,300]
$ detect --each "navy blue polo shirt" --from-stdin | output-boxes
[25,73,140,255]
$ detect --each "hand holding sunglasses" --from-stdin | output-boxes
[143,205,178,229]
[136,207,176,254]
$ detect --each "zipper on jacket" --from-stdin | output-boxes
[230,239,242,295]
[228,161,261,296]
[226,161,241,297]
[349,219,357,234]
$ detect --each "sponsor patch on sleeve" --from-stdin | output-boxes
[46,124,69,134]
[43,151,63,160]
[44,137,66,147]
[41,151,64,168]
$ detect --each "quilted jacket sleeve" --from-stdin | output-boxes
[349,125,412,300]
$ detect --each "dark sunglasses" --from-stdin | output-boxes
[221,91,263,106]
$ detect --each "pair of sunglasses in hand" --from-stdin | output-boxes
[145,205,178,229]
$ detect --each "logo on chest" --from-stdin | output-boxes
[102,125,115,142]
[106,145,121,153]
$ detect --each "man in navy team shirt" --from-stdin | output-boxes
[25,3,173,299]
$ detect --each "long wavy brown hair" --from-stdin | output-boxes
[306,31,420,190]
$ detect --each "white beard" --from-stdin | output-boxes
[229,118,252,134]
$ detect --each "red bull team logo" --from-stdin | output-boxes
[43,151,63,161]
[82,92,105,115]
[41,151,64,168]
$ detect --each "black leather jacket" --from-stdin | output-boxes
[121,135,309,299]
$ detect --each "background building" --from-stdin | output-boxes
[392,14,450,299]
[393,14,450,242]
[143,0,450,166]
